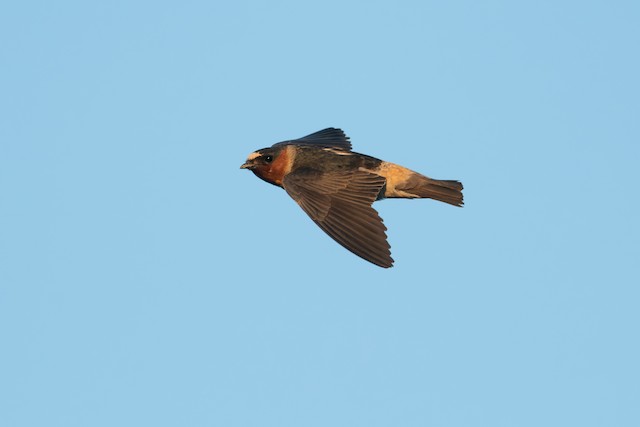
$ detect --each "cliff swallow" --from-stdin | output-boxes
[240,128,463,268]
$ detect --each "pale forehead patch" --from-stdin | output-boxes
[246,151,261,161]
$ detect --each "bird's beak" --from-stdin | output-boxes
[240,161,253,169]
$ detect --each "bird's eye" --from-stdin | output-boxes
[264,155,273,163]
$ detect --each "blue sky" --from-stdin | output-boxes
[1,1,639,426]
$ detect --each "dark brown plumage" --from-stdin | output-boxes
[240,128,463,268]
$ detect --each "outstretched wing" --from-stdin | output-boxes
[282,167,392,268]
[273,128,352,151]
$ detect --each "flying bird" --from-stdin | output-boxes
[240,128,463,268]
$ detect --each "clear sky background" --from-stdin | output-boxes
[1,1,639,426]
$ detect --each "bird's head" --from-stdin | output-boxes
[240,146,292,187]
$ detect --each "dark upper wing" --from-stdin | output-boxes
[273,128,352,151]
[282,168,393,268]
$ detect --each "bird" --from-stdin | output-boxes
[240,128,463,268]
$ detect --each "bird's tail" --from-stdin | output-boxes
[374,162,464,206]
[411,177,464,207]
